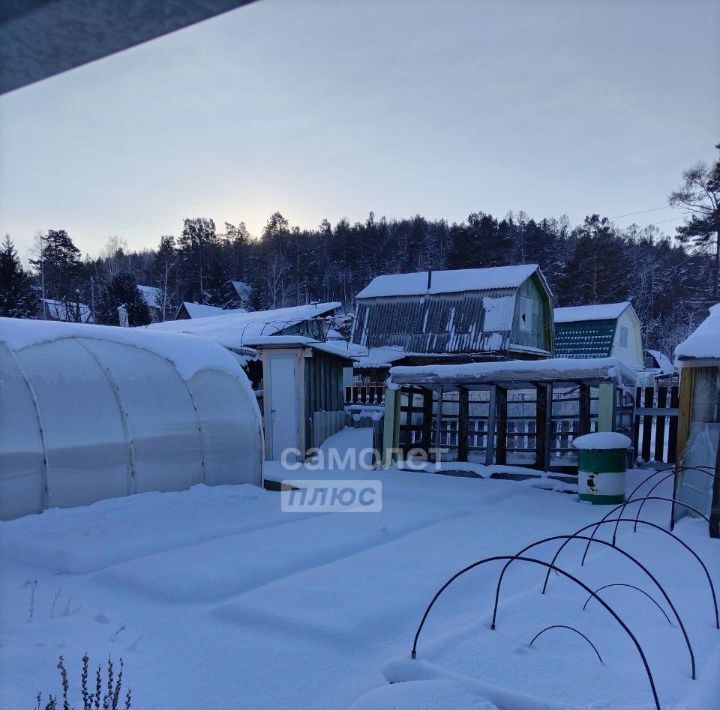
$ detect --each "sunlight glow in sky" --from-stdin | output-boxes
[0,0,718,257]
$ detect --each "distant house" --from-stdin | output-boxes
[156,302,341,345]
[350,265,554,378]
[41,298,93,323]
[554,302,644,369]
[644,348,676,378]
[149,302,349,458]
[174,301,236,320]
[137,285,164,322]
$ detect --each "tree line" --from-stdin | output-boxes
[0,146,717,357]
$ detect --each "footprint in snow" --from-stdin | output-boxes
[94,613,110,624]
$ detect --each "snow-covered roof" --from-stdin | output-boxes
[231,280,253,301]
[42,298,93,323]
[645,348,675,375]
[239,334,358,361]
[390,357,638,388]
[354,346,407,369]
[554,302,630,323]
[137,284,162,309]
[675,303,720,361]
[149,302,341,349]
[356,264,540,299]
[0,317,243,381]
[180,302,229,319]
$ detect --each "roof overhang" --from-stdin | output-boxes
[1,0,257,95]
[389,357,638,391]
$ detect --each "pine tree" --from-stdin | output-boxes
[29,229,84,319]
[557,215,629,305]
[178,218,218,302]
[0,235,36,318]
[97,272,151,326]
[669,143,720,298]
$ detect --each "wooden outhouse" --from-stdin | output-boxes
[251,337,355,461]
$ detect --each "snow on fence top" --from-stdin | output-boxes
[390,356,638,388]
[149,302,341,349]
[554,301,630,323]
[356,264,540,299]
[0,317,242,382]
[572,432,632,450]
[675,303,720,361]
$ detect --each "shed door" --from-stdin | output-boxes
[269,355,299,460]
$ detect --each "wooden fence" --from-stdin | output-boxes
[632,383,679,464]
[345,385,385,405]
[397,385,604,470]
[353,380,680,465]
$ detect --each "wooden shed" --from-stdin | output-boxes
[250,337,355,461]
[673,304,720,537]
[351,265,554,378]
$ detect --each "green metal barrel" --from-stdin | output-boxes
[573,433,631,505]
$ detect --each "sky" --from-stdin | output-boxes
[0,0,718,258]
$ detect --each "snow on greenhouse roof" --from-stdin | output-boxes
[149,302,341,349]
[0,317,241,381]
[554,302,630,323]
[675,303,720,361]
[356,264,540,299]
[390,357,638,388]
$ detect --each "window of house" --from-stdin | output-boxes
[519,296,533,332]
[619,325,628,348]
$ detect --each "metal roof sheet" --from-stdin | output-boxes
[554,321,616,359]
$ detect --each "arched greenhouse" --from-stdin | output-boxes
[0,318,264,520]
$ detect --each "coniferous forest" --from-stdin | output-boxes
[1,144,718,358]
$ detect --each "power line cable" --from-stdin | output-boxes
[612,206,671,219]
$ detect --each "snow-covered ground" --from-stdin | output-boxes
[1,428,718,708]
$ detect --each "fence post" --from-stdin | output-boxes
[421,388,433,456]
[435,386,444,463]
[382,387,401,468]
[598,382,615,432]
[485,385,497,465]
[458,387,469,462]
[496,386,508,465]
[579,383,591,435]
[535,383,552,470]
[668,383,681,464]
[641,385,654,461]
[654,386,668,463]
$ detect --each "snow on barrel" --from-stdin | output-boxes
[0,317,263,520]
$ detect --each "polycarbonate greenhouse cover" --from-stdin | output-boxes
[0,318,264,520]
